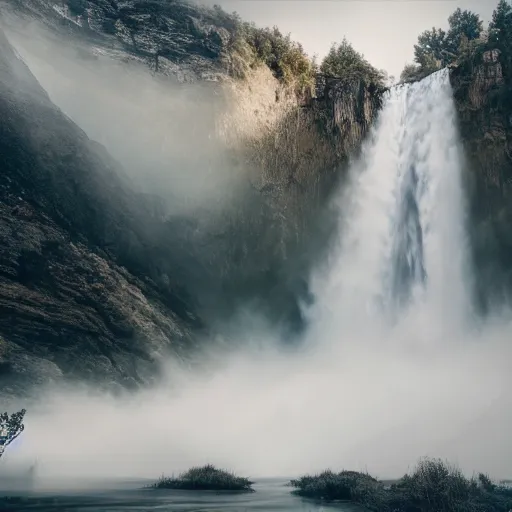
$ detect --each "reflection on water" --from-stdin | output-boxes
[0,479,364,511]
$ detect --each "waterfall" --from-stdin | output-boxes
[6,66,512,481]
[310,69,472,342]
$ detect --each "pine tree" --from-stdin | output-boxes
[446,8,483,54]
[413,28,448,68]
[320,38,384,85]
[489,0,512,44]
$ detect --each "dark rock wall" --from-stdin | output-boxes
[451,47,512,308]
[0,28,198,397]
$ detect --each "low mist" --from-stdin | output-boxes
[2,13,512,490]
[3,314,512,484]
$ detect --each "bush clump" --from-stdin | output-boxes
[151,464,254,492]
[320,39,386,87]
[399,1,512,84]
[290,470,382,503]
[290,458,512,512]
[210,5,384,98]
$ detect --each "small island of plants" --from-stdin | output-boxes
[290,458,512,512]
[150,464,254,492]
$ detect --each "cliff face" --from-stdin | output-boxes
[5,0,232,80]
[196,68,384,331]
[0,27,201,398]
[450,46,512,307]
[0,0,384,396]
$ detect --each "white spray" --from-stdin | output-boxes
[309,70,473,347]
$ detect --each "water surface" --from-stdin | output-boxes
[0,478,364,511]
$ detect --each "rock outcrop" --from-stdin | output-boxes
[187,68,384,331]
[0,0,385,396]
[5,0,234,81]
[450,45,512,307]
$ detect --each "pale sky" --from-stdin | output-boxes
[203,0,498,78]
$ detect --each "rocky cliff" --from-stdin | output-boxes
[210,68,384,331]
[0,0,384,396]
[450,45,512,309]
[0,26,203,398]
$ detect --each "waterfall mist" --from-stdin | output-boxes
[3,60,512,486]
[2,20,242,214]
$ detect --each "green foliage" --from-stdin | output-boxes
[150,464,254,492]
[0,409,26,459]
[290,470,382,504]
[236,24,316,97]
[400,63,425,83]
[290,458,512,512]
[320,38,385,86]
[489,0,512,44]
[409,6,485,82]
[210,6,379,98]
[446,8,484,53]
[208,7,317,97]
[414,27,448,68]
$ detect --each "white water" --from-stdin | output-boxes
[309,69,472,346]
[4,70,512,483]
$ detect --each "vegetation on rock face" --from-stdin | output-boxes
[320,38,386,87]
[290,458,512,511]
[222,18,317,98]
[0,409,26,460]
[489,0,512,44]
[401,6,486,82]
[402,0,512,84]
[57,0,384,99]
[213,7,385,97]
[151,464,254,491]
[443,0,512,311]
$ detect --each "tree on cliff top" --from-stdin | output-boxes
[320,38,385,86]
[446,8,483,53]
[245,26,316,93]
[400,63,422,83]
[489,0,512,44]
[414,27,448,68]
[409,6,484,80]
[220,14,316,98]
[0,409,26,460]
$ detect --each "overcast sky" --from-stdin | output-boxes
[201,0,498,77]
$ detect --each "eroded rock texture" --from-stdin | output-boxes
[0,27,199,397]
[451,47,512,307]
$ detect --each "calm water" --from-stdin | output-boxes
[0,478,364,512]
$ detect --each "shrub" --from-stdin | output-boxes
[321,39,385,88]
[400,63,424,83]
[230,23,317,97]
[210,6,381,98]
[150,464,254,492]
[290,469,387,511]
[290,458,512,512]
